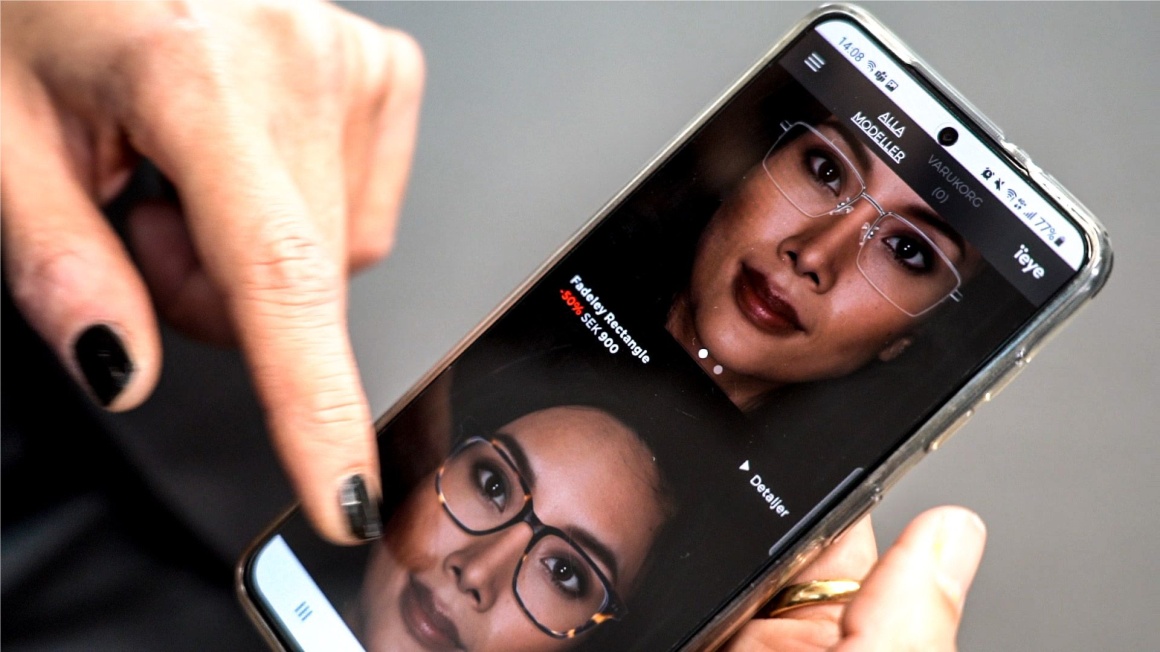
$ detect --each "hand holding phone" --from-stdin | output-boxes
[725,507,985,651]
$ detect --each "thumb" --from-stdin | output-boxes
[836,506,986,652]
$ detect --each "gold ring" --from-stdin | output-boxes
[763,579,861,618]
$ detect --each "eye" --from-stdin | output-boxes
[883,234,935,274]
[472,461,509,512]
[805,150,844,196]
[541,555,591,600]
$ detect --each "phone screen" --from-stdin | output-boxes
[244,14,1087,652]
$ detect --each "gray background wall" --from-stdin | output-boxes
[341,3,1158,650]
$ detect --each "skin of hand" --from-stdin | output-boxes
[0,0,424,544]
[724,506,987,652]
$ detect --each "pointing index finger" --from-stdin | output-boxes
[196,146,382,545]
[114,32,381,543]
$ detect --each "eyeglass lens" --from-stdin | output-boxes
[439,439,611,634]
[763,123,961,316]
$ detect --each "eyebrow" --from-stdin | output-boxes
[492,430,622,586]
[818,121,875,178]
[566,526,621,587]
[492,431,537,489]
[906,205,967,257]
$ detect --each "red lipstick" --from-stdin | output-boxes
[400,575,463,650]
[733,264,804,333]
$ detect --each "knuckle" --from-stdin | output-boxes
[246,0,301,40]
[305,382,366,434]
[253,0,346,97]
[117,10,214,86]
[371,29,425,115]
[277,368,368,462]
[385,29,427,93]
[349,229,396,270]
[345,24,425,112]
[110,5,234,142]
[243,221,341,314]
[8,241,90,309]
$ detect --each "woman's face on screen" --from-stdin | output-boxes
[672,122,978,404]
[361,406,666,652]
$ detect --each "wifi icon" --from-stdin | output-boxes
[867,60,877,72]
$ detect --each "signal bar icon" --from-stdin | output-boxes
[805,52,826,73]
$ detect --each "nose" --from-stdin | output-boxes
[777,202,871,292]
[444,524,530,611]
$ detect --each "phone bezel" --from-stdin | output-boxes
[235,4,1112,650]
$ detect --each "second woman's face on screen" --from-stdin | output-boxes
[673,122,978,405]
[361,406,666,652]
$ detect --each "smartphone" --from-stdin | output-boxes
[237,4,1111,650]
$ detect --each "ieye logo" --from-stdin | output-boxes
[1014,244,1046,279]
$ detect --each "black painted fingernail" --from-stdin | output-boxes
[74,325,133,407]
[340,474,382,540]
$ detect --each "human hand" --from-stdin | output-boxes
[0,1,423,543]
[724,506,987,651]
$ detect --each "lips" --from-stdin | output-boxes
[400,575,463,651]
[733,264,804,333]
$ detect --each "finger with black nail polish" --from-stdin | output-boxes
[74,324,134,406]
[340,474,383,540]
